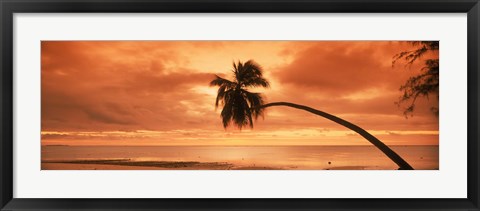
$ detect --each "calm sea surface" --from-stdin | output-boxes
[42,145,439,170]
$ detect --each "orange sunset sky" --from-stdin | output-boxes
[41,41,439,146]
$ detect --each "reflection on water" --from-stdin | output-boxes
[42,145,439,170]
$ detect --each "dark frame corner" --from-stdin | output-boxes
[1,0,479,210]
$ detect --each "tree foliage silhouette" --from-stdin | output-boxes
[393,41,439,117]
[210,60,414,170]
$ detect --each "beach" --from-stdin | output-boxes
[41,160,283,170]
[41,145,439,170]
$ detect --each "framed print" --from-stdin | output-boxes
[1,0,479,210]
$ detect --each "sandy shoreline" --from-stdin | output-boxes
[42,163,165,170]
[41,145,439,170]
[41,159,285,170]
[41,159,376,170]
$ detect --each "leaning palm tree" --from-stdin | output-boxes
[210,60,414,170]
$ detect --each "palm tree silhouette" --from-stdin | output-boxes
[210,60,414,170]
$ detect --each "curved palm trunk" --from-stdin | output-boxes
[258,102,414,170]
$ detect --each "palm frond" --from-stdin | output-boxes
[231,93,249,129]
[221,100,234,128]
[243,60,263,76]
[210,75,236,87]
[243,90,265,120]
[215,87,233,108]
[210,59,270,129]
[236,60,269,88]
[242,77,270,88]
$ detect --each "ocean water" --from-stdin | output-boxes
[41,145,439,170]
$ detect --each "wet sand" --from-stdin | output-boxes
[325,166,368,170]
[42,159,235,170]
[42,163,164,170]
[41,159,378,170]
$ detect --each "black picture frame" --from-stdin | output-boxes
[1,0,479,210]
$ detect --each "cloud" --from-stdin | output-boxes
[274,41,425,95]
[41,41,217,132]
[41,41,439,146]
[263,41,438,123]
